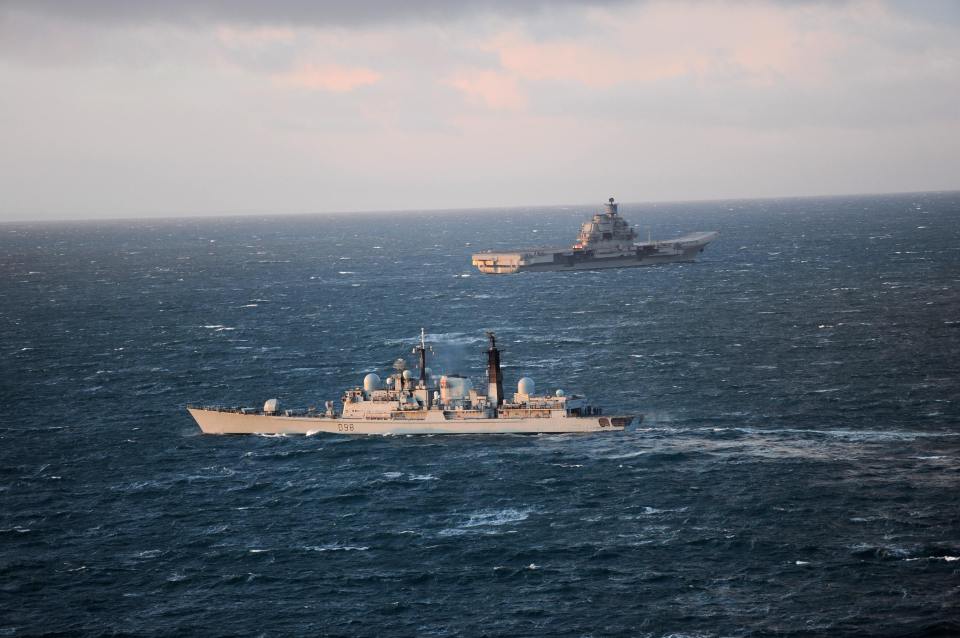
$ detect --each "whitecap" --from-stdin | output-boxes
[606,451,647,460]
[462,508,532,528]
[1,526,31,533]
[439,508,533,537]
[642,506,688,515]
[305,544,369,552]
[905,555,959,562]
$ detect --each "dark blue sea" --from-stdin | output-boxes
[2,192,959,637]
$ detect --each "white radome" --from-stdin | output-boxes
[363,373,381,392]
[517,377,535,395]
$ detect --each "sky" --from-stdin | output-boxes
[1,0,959,221]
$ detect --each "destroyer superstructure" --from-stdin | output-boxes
[472,197,718,274]
[187,330,640,435]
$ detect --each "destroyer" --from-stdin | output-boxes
[187,330,640,435]
[472,197,718,274]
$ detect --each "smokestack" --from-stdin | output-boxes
[486,331,504,409]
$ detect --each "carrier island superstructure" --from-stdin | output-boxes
[472,197,718,274]
[187,331,640,435]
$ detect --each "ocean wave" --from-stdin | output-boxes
[439,508,533,536]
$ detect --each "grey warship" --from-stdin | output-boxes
[187,330,640,435]
[472,197,718,274]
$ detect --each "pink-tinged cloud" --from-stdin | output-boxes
[446,69,527,110]
[490,33,694,88]
[274,64,381,92]
[478,2,849,92]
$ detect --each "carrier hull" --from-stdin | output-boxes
[188,407,640,435]
[473,232,718,274]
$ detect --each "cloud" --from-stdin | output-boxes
[273,63,382,92]
[488,31,693,89]
[483,2,846,91]
[446,69,527,110]
[0,0,958,220]
[215,26,298,47]
[0,0,632,27]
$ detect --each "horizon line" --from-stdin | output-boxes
[2,187,958,225]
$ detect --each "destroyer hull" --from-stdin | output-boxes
[188,408,639,435]
[473,232,718,274]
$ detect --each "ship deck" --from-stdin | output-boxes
[472,231,718,259]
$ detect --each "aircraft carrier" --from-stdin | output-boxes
[187,330,640,435]
[472,197,718,274]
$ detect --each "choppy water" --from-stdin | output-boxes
[2,192,959,636]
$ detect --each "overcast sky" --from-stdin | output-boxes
[1,0,958,220]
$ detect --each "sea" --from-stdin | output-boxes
[2,192,959,637]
